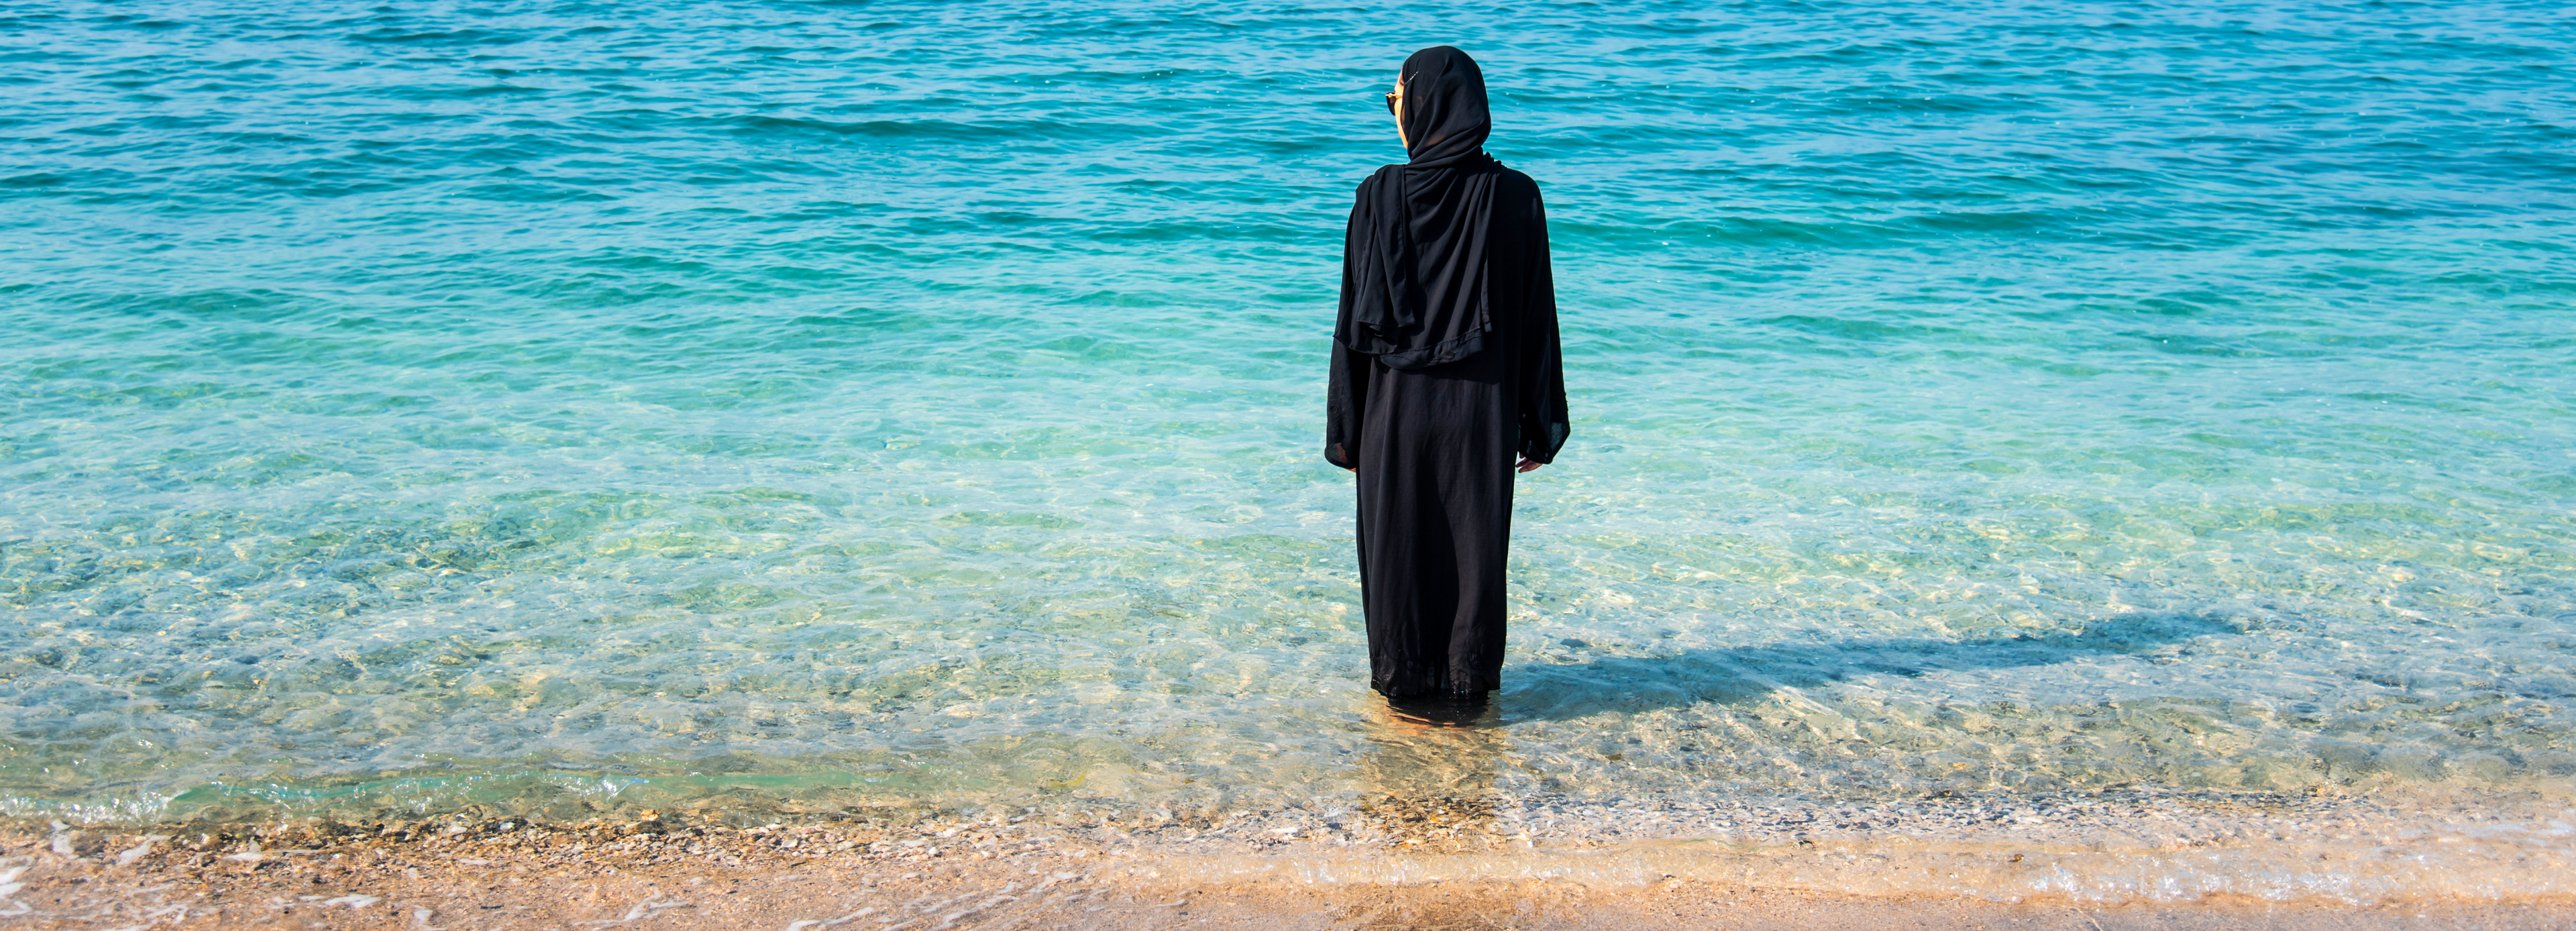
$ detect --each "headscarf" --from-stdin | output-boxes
[1336,46,1504,370]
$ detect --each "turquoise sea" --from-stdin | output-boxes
[3,0,2573,870]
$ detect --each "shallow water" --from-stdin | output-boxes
[2,0,2573,847]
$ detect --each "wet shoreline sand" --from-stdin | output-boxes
[5,789,2571,929]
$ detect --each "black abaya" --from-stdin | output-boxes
[1326,47,1568,698]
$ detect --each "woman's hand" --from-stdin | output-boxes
[1515,457,1544,474]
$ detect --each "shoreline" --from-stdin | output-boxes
[5,789,2572,928]
[7,852,2573,931]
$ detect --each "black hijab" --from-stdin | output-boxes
[1336,46,1503,370]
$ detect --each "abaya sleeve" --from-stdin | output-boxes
[1326,199,1373,470]
[1513,178,1570,465]
[1326,337,1370,469]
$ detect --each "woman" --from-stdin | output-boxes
[1326,46,1570,703]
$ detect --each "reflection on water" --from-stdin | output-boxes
[1358,697,1509,849]
[1385,694,1501,730]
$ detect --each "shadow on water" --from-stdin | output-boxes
[1499,612,2251,723]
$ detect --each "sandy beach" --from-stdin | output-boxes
[6,788,2572,929]
[8,847,2571,931]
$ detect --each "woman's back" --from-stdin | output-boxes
[1326,46,1568,702]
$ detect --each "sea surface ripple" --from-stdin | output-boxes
[1,0,2572,830]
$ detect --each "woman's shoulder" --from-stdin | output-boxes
[1488,164,1545,217]
[1354,163,1403,188]
[1486,160,1542,199]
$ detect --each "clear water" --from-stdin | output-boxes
[3,0,2573,838]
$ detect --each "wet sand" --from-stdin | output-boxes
[4,790,2572,930]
